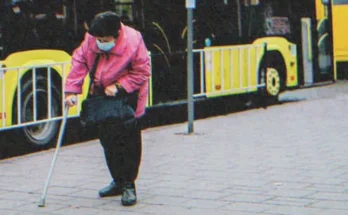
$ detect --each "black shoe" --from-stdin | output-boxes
[121,182,137,206]
[99,181,122,197]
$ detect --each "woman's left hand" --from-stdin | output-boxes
[104,84,118,96]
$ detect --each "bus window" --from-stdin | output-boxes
[243,1,292,40]
[115,0,134,25]
[243,0,260,6]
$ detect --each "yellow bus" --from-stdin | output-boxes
[320,0,348,78]
[0,0,346,149]
[202,0,347,98]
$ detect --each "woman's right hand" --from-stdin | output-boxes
[65,94,77,107]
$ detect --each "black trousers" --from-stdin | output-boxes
[97,119,142,184]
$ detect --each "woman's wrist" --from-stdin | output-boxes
[114,82,123,91]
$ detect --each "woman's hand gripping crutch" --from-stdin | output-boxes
[38,94,77,207]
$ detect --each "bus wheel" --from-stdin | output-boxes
[12,77,61,149]
[259,67,282,105]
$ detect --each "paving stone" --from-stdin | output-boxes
[96,210,152,215]
[96,201,149,211]
[0,199,29,209]
[315,209,348,215]
[181,198,230,209]
[221,194,274,203]
[14,202,66,214]
[264,205,324,215]
[0,209,49,215]
[306,192,348,201]
[310,200,348,210]
[302,184,347,193]
[263,197,316,207]
[135,204,210,215]
[222,202,271,213]
[265,189,317,198]
[0,192,40,201]
[50,206,104,215]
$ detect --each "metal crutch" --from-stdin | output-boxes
[38,97,76,207]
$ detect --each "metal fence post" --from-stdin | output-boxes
[186,0,195,134]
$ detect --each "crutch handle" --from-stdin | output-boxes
[71,96,77,104]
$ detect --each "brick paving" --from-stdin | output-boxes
[1,81,348,214]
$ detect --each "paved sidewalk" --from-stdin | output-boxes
[2,81,348,215]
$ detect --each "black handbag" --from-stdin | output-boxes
[80,53,136,127]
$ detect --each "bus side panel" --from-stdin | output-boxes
[332,4,348,63]
[1,67,22,127]
[253,37,298,88]
[0,69,5,127]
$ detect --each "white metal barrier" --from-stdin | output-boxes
[193,44,266,98]
[0,44,266,132]
[0,62,79,131]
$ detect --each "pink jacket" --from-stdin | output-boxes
[65,23,151,118]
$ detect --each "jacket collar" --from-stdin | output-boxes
[90,23,127,56]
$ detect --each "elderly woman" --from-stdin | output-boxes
[64,11,151,206]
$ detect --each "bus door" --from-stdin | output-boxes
[290,0,334,83]
[312,0,334,82]
[330,0,348,79]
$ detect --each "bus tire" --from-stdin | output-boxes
[11,76,61,149]
[258,54,286,107]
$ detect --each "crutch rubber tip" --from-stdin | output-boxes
[38,200,45,207]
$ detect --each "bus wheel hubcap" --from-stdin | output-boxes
[266,68,280,96]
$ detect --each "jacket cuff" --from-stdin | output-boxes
[64,85,82,94]
[117,77,134,93]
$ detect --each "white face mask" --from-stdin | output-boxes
[96,40,115,52]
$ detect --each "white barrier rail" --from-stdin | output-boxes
[193,44,265,98]
[0,44,266,132]
[0,62,79,131]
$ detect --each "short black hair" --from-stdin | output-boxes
[88,11,121,37]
